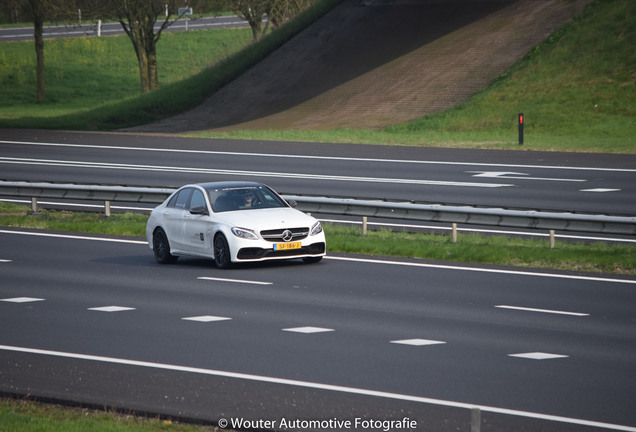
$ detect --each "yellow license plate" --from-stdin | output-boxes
[274,242,301,251]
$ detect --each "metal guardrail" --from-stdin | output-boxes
[1,181,635,237]
[285,195,636,236]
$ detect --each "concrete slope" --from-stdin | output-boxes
[129,0,592,133]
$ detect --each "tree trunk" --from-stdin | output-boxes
[147,50,159,91]
[31,1,45,102]
[117,0,172,94]
[133,37,160,93]
[34,21,45,102]
[249,18,262,42]
[136,48,151,93]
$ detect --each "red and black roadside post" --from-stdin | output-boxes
[518,113,524,145]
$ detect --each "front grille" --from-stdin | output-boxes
[260,227,309,242]
[237,242,325,260]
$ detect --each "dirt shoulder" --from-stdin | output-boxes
[127,0,592,134]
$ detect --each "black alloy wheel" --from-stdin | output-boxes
[214,234,232,269]
[153,228,178,264]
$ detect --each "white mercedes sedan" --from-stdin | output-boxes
[146,182,326,268]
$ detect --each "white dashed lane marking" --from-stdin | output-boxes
[1,297,575,361]
[1,297,45,303]
[580,188,621,192]
[495,305,589,317]
[182,315,232,322]
[87,306,136,312]
[509,352,569,360]
[390,339,447,346]
[283,326,334,334]
[197,276,273,285]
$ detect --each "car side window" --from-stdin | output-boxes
[171,188,193,210]
[166,193,179,208]
[189,189,206,211]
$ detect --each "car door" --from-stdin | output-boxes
[162,187,193,251]
[183,188,211,255]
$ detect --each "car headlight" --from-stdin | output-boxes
[310,221,323,236]
[231,227,259,240]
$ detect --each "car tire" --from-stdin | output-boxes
[302,256,323,264]
[214,233,232,269]
[153,228,178,264]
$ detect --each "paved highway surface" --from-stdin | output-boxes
[1,129,635,430]
[0,16,247,42]
[1,129,635,214]
[1,228,635,431]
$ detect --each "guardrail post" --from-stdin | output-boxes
[362,216,368,235]
[550,229,555,249]
[104,201,111,217]
[452,223,458,243]
[31,197,38,213]
[471,408,481,432]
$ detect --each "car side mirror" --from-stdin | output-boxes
[190,206,208,215]
[287,199,298,208]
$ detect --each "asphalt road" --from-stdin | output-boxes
[1,129,635,430]
[1,129,636,214]
[0,16,248,42]
[1,228,635,431]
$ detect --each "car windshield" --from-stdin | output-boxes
[208,186,288,213]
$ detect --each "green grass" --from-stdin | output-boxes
[0,201,147,236]
[0,0,634,152]
[194,0,636,153]
[0,398,213,432]
[0,0,341,130]
[326,225,636,275]
[1,201,634,275]
[0,27,253,122]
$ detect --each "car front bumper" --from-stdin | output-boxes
[236,241,326,261]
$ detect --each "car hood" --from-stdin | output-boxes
[213,207,316,230]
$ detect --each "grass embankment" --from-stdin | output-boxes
[1,201,634,275]
[0,0,340,131]
[0,398,212,432]
[0,26,253,127]
[1,0,634,152]
[196,0,636,152]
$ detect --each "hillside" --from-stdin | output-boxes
[129,0,593,133]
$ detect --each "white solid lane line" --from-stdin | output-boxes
[1,344,635,432]
[325,256,636,285]
[3,140,636,172]
[0,156,512,188]
[1,229,635,285]
[0,229,146,244]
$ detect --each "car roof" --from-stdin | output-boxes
[191,181,267,192]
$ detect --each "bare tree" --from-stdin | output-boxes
[228,0,317,43]
[228,0,271,42]
[24,0,78,101]
[268,0,316,31]
[109,0,185,93]
[25,0,47,102]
